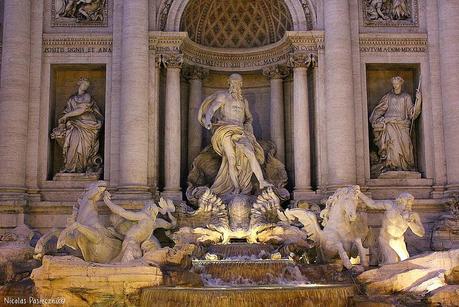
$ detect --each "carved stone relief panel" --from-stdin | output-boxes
[362,0,418,27]
[51,0,108,27]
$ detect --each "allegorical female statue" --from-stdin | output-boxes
[51,78,104,174]
[197,74,272,196]
[370,76,421,174]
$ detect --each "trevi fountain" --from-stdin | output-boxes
[1,0,459,306]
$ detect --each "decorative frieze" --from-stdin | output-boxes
[42,35,112,55]
[359,34,427,53]
[362,0,418,27]
[51,0,108,27]
[149,31,323,72]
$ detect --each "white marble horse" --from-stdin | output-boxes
[280,185,368,270]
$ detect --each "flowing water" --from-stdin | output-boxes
[141,243,357,306]
[141,285,356,307]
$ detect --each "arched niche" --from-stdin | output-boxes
[159,0,316,33]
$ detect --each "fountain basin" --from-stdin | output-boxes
[140,285,357,307]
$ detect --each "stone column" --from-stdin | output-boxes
[184,66,208,169]
[119,0,150,195]
[439,1,459,193]
[263,65,289,163]
[0,0,31,196]
[148,54,162,193]
[324,0,356,189]
[290,53,313,199]
[162,54,183,200]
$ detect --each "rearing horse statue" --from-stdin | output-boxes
[280,185,369,270]
[57,181,122,263]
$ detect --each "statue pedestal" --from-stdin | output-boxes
[368,171,433,198]
[378,171,421,179]
[53,172,100,181]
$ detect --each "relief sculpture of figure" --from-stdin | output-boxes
[369,76,421,174]
[198,74,272,196]
[51,78,104,174]
[367,0,389,20]
[391,0,410,20]
[57,0,106,22]
[358,191,425,265]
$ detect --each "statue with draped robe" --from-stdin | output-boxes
[197,74,272,197]
[51,78,104,174]
[369,76,421,174]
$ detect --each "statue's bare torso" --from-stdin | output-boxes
[213,92,246,127]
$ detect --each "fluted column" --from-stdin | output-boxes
[438,1,459,193]
[0,0,31,196]
[148,54,162,192]
[162,54,183,200]
[324,0,356,189]
[263,65,289,163]
[119,0,149,194]
[290,53,313,198]
[184,66,208,168]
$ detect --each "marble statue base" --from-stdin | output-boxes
[53,172,101,182]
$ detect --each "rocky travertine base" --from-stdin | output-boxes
[357,249,459,305]
[0,243,36,285]
[31,256,163,307]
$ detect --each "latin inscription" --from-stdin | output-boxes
[43,46,112,54]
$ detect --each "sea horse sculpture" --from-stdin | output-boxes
[280,186,369,270]
[57,181,122,263]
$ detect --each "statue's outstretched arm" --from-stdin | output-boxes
[408,212,425,237]
[153,217,175,230]
[104,194,145,221]
[358,192,388,210]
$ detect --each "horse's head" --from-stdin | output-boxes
[324,185,360,224]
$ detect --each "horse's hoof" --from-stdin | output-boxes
[351,265,365,274]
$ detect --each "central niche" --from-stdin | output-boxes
[180,0,293,49]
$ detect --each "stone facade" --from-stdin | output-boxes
[0,0,458,255]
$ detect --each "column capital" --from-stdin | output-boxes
[161,53,183,69]
[288,52,315,69]
[262,65,290,80]
[183,65,209,81]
